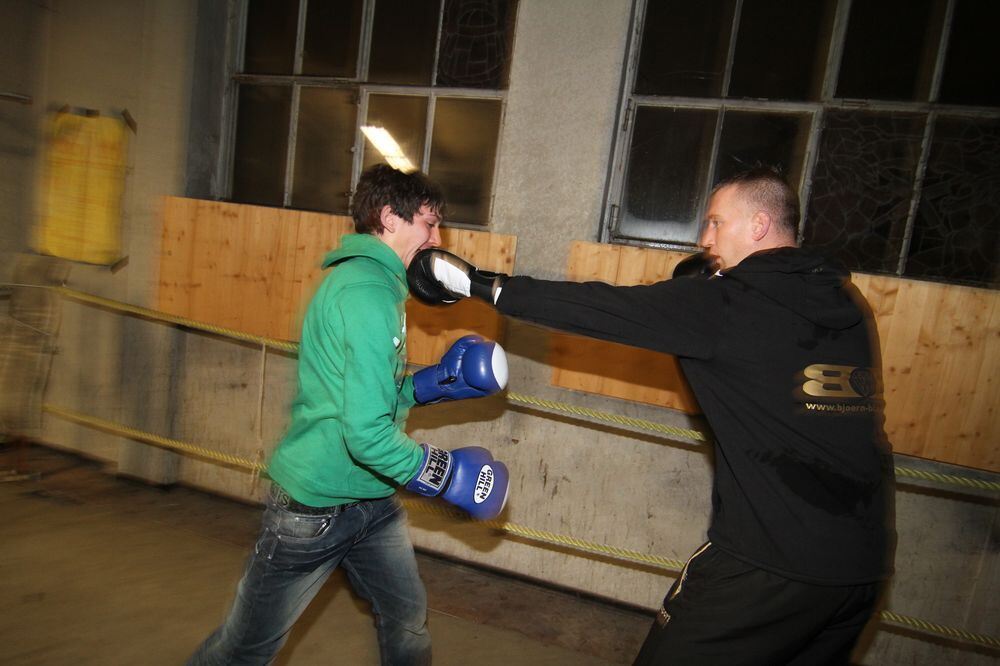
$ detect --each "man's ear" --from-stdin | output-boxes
[379,205,398,233]
[750,211,771,242]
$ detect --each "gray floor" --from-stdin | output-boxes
[0,443,652,665]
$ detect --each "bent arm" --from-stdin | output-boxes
[339,286,423,483]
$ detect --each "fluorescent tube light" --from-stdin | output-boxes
[360,126,416,172]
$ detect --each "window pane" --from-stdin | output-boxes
[428,98,501,224]
[634,0,736,97]
[232,85,291,206]
[369,0,441,85]
[618,107,717,244]
[244,0,300,75]
[938,0,1000,106]
[290,88,357,214]
[437,0,517,89]
[302,0,363,77]
[728,0,835,101]
[836,0,945,101]
[803,110,926,274]
[714,111,810,189]
[906,117,1000,286]
[362,94,428,173]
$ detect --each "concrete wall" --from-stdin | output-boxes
[20,0,197,485]
[0,0,44,274]
[2,1,996,664]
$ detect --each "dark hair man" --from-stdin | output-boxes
[408,166,895,665]
[188,164,511,665]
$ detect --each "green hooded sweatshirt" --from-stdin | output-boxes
[268,233,424,506]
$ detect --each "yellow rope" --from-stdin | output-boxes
[42,404,268,473]
[40,403,1000,651]
[55,287,300,353]
[892,466,1000,492]
[879,610,1000,649]
[400,498,686,571]
[506,391,708,443]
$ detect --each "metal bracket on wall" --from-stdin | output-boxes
[0,92,32,105]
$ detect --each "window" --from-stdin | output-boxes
[606,0,1000,288]
[227,0,518,225]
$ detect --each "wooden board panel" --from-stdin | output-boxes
[157,196,198,317]
[550,241,700,414]
[157,197,515,366]
[856,275,999,470]
[288,211,354,340]
[549,241,999,471]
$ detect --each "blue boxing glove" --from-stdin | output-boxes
[405,444,510,520]
[413,335,508,405]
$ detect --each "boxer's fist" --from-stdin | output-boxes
[407,249,507,305]
[405,444,510,520]
[413,335,508,405]
[673,252,715,279]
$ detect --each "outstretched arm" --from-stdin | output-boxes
[407,248,721,360]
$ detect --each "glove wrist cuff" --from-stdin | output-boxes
[411,366,440,405]
[469,272,508,304]
[406,444,452,496]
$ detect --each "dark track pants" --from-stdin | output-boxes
[633,543,880,666]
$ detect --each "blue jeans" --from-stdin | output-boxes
[188,491,431,665]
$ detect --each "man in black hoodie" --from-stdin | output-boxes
[406,167,895,665]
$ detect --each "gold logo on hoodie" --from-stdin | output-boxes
[801,364,876,399]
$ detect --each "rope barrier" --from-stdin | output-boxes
[48,285,999,495]
[506,391,708,444]
[30,285,1000,652]
[39,403,999,651]
[879,611,1000,650]
[54,287,300,354]
[41,404,267,472]
[400,498,687,571]
[892,466,1000,493]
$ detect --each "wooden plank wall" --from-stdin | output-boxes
[550,243,700,414]
[553,241,999,472]
[158,197,353,341]
[157,196,516,364]
[852,274,999,471]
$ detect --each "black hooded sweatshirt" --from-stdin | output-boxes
[496,246,894,585]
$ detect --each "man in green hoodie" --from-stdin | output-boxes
[189,164,510,665]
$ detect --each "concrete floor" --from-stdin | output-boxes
[0,443,652,665]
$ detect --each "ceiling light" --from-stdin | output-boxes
[361,126,416,172]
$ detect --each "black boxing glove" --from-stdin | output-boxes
[672,252,716,279]
[407,249,508,305]
[407,250,459,305]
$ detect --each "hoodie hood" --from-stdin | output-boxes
[321,233,408,298]
[724,247,861,329]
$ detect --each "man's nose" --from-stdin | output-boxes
[699,227,713,248]
[428,227,441,247]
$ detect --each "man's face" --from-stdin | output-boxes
[699,184,756,271]
[392,204,442,268]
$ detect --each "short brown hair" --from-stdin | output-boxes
[351,164,445,234]
[712,166,800,238]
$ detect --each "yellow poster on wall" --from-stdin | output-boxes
[35,112,127,265]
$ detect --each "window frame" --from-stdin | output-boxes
[603,0,999,282]
[219,0,510,228]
